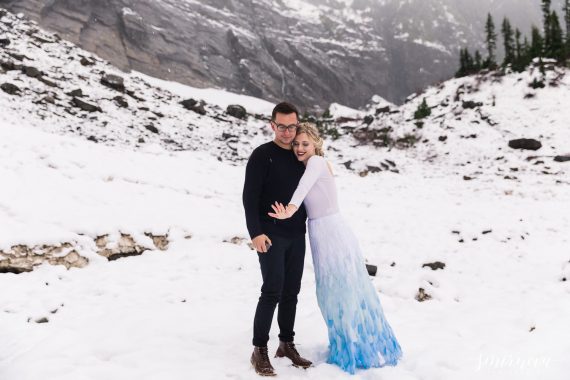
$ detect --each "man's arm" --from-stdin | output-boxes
[242,148,270,250]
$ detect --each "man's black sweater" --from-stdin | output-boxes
[243,141,307,239]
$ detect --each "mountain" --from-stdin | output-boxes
[0,0,562,109]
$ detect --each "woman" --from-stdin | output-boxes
[268,123,402,374]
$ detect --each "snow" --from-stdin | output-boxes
[135,72,275,116]
[1,97,570,380]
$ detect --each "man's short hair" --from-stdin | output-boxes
[271,102,299,121]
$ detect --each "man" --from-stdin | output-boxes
[242,102,313,376]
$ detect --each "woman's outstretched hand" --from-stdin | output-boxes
[268,202,298,220]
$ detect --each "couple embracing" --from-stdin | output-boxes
[242,102,402,376]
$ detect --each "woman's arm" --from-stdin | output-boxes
[268,156,324,220]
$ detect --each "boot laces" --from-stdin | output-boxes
[258,346,270,364]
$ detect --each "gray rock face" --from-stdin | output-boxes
[0,0,556,107]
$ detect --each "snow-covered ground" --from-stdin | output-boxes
[1,109,569,380]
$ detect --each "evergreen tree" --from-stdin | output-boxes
[501,17,515,66]
[563,0,570,59]
[474,50,483,71]
[484,13,497,68]
[456,48,476,77]
[542,0,552,53]
[414,98,431,120]
[513,28,525,71]
[521,36,532,68]
[529,25,544,60]
[549,11,565,61]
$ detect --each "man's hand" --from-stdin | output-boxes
[268,202,298,220]
[252,234,272,253]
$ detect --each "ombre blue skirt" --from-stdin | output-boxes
[308,213,402,374]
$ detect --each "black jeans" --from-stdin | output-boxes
[252,234,306,347]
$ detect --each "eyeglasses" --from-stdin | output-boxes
[271,121,298,132]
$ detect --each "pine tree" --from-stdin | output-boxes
[502,17,515,66]
[549,11,565,61]
[484,13,497,68]
[542,0,552,55]
[530,25,544,60]
[521,36,532,68]
[513,28,525,71]
[456,48,467,77]
[562,0,570,59]
[414,98,431,120]
[456,48,476,77]
[474,50,483,71]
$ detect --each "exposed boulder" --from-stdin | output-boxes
[113,96,128,108]
[554,155,570,162]
[145,124,159,134]
[226,104,247,119]
[22,65,42,78]
[1,82,21,95]
[422,261,446,270]
[508,138,542,151]
[462,100,483,109]
[101,73,125,92]
[0,35,10,47]
[180,98,206,115]
[71,97,102,112]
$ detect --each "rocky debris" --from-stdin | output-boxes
[95,232,169,261]
[365,264,377,276]
[66,88,84,97]
[1,59,17,70]
[145,124,159,134]
[0,243,89,273]
[508,138,542,151]
[100,73,125,92]
[415,288,432,302]
[38,77,57,87]
[180,98,206,115]
[462,100,483,109]
[366,165,382,173]
[113,96,128,108]
[554,155,570,162]
[375,106,391,114]
[80,56,95,66]
[22,65,42,78]
[224,236,254,250]
[1,82,21,95]
[352,126,393,147]
[422,261,446,270]
[40,95,55,104]
[226,104,247,119]
[95,234,146,261]
[363,115,374,125]
[71,97,101,112]
[0,35,10,47]
[145,233,169,251]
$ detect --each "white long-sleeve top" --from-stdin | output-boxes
[289,155,339,220]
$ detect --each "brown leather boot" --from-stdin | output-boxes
[251,346,276,377]
[274,341,312,369]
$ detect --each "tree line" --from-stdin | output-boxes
[456,0,570,77]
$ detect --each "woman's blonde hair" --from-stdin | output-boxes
[295,122,324,156]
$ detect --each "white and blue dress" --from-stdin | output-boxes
[289,155,402,374]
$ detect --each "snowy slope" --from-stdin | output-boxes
[1,9,570,380]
